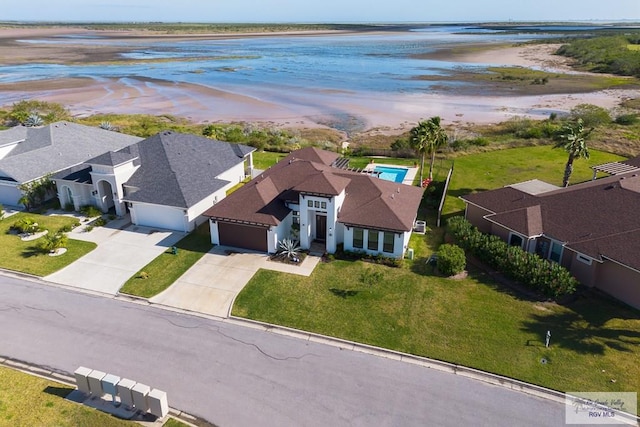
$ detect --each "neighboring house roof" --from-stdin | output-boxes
[205,147,424,232]
[461,169,640,270]
[121,131,254,208]
[0,121,142,183]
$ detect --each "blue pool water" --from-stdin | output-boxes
[374,166,408,183]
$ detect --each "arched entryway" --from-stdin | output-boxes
[97,180,115,213]
[60,185,74,210]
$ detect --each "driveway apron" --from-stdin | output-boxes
[150,246,319,318]
[45,222,183,295]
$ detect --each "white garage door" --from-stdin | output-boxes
[0,182,23,207]
[131,203,186,231]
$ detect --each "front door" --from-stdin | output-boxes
[315,215,327,242]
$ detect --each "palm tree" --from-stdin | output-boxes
[409,120,429,186]
[410,116,448,185]
[555,118,592,187]
[425,116,448,181]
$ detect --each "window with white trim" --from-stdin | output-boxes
[368,230,379,251]
[549,241,563,263]
[292,210,300,225]
[383,232,394,253]
[353,228,364,249]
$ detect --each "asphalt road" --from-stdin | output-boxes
[0,275,569,427]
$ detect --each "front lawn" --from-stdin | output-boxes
[233,257,640,409]
[119,223,212,298]
[0,213,96,276]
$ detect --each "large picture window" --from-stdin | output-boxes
[353,228,363,249]
[383,232,394,253]
[368,230,379,251]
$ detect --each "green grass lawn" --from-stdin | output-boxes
[233,256,640,410]
[119,223,212,298]
[233,145,639,412]
[252,151,288,170]
[0,366,131,427]
[0,366,190,426]
[0,213,96,276]
[443,145,625,215]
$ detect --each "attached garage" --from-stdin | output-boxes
[130,203,187,231]
[0,181,23,207]
[218,222,268,251]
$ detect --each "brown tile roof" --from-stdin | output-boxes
[461,170,640,270]
[205,148,424,232]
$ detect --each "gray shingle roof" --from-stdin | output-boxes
[122,131,254,208]
[0,122,142,183]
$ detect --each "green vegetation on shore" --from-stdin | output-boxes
[557,34,640,77]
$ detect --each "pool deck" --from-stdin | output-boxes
[363,163,418,186]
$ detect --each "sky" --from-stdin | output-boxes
[2,0,639,23]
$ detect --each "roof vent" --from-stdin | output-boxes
[397,187,400,193]
[391,193,395,199]
[633,174,638,177]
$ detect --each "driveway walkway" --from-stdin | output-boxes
[45,218,183,295]
[150,245,319,318]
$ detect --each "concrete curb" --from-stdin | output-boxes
[225,316,629,413]
[0,355,207,427]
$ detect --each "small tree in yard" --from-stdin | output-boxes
[37,231,68,254]
[437,243,466,276]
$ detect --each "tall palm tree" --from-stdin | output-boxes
[409,120,430,186]
[425,116,448,181]
[410,116,448,186]
[555,118,592,187]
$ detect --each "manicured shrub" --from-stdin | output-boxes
[447,216,577,298]
[11,217,41,234]
[437,244,466,276]
[37,231,68,253]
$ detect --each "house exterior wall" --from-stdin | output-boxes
[215,162,245,186]
[343,226,407,259]
[465,204,494,233]
[568,252,598,287]
[57,182,93,210]
[186,187,228,230]
[595,260,640,310]
[299,192,342,252]
[0,181,23,207]
[90,160,139,216]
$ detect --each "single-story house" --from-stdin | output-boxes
[460,158,640,310]
[0,121,141,207]
[54,131,254,232]
[204,147,424,258]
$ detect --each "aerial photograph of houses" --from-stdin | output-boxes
[0,0,639,426]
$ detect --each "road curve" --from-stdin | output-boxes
[0,275,568,427]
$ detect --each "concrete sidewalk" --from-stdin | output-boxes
[150,246,319,318]
[46,219,183,295]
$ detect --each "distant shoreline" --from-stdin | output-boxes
[1,26,639,133]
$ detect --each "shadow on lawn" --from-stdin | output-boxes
[43,385,72,399]
[329,288,359,298]
[520,296,640,355]
[21,245,43,258]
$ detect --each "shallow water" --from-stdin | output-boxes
[0,25,606,131]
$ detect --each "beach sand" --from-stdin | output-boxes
[1,28,638,133]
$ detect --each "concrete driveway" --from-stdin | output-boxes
[45,218,183,295]
[150,246,319,318]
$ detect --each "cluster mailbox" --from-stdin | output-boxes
[74,366,168,418]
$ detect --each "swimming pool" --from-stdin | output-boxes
[374,165,408,183]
